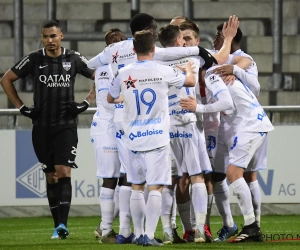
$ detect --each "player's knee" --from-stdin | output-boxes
[211,172,226,182]
[102,178,118,189]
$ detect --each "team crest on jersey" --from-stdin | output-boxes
[62,62,71,71]
[112,51,119,63]
[124,75,137,89]
[207,135,216,151]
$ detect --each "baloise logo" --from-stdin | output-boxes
[129,129,163,141]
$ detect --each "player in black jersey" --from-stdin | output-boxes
[0,20,95,239]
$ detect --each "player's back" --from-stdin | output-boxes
[116,60,184,151]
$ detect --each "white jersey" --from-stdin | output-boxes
[155,56,199,125]
[87,38,202,75]
[90,64,115,136]
[204,66,274,133]
[232,49,260,96]
[109,60,186,151]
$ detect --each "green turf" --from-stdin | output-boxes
[1,215,300,249]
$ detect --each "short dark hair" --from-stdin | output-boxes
[130,13,155,36]
[217,23,243,44]
[133,30,155,55]
[179,21,200,38]
[158,24,180,48]
[41,20,61,30]
[104,28,122,43]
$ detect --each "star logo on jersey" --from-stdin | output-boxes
[124,76,137,89]
[112,51,119,63]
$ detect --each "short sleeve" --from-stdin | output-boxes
[204,72,228,97]
[11,53,34,78]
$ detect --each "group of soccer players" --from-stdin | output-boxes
[0,11,273,246]
[87,12,273,246]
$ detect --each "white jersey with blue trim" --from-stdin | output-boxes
[155,56,199,125]
[90,64,115,136]
[87,38,202,75]
[109,60,186,151]
[205,66,273,133]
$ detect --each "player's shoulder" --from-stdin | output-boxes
[105,39,133,51]
[67,49,89,64]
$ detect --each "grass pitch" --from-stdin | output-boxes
[1,215,300,249]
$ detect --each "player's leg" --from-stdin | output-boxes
[244,134,268,228]
[144,145,171,246]
[32,125,59,239]
[212,125,238,242]
[227,132,266,243]
[114,129,135,244]
[91,132,120,243]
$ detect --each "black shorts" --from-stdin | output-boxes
[32,124,78,173]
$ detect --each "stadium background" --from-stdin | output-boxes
[0,0,299,218]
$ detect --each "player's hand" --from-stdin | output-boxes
[19,105,39,119]
[213,65,234,76]
[69,100,90,117]
[198,46,218,69]
[222,75,236,85]
[222,15,239,39]
[176,61,196,73]
[179,95,197,112]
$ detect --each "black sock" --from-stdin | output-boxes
[57,177,72,227]
[47,182,60,228]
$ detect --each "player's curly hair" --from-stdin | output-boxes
[130,13,155,36]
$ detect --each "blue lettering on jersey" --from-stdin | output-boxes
[207,135,216,151]
[118,64,125,69]
[169,131,192,139]
[169,109,193,115]
[257,111,267,121]
[129,129,163,141]
[130,118,161,127]
[114,103,124,109]
[91,138,94,143]
[103,146,118,153]
[230,136,238,150]
[116,130,124,139]
[92,121,97,127]
[169,101,180,107]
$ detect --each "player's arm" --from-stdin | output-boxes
[0,69,23,108]
[107,77,121,103]
[213,15,239,64]
[87,47,110,69]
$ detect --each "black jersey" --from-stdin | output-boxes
[11,47,94,126]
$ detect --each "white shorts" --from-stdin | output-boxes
[214,126,268,173]
[170,123,212,176]
[91,131,121,178]
[114,122,128,175]
[246,133,268,172]
[202,122,219,168]
[128,145,172,186]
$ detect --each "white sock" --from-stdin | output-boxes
[177,201,193,232]
[213,180,234,227]
[206,194,213,226]
[130,190,145,237]
[192,183,207,234]
[145,190,162,240]
[231,178,255,226]
[171,189,177,229]
[161,188,173,235]
[113,185,120,219]
[189,187,196,229]
[119,186,132,237]
[248,180,261,227]
[143,185,149,204]
[99,187,115,236]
